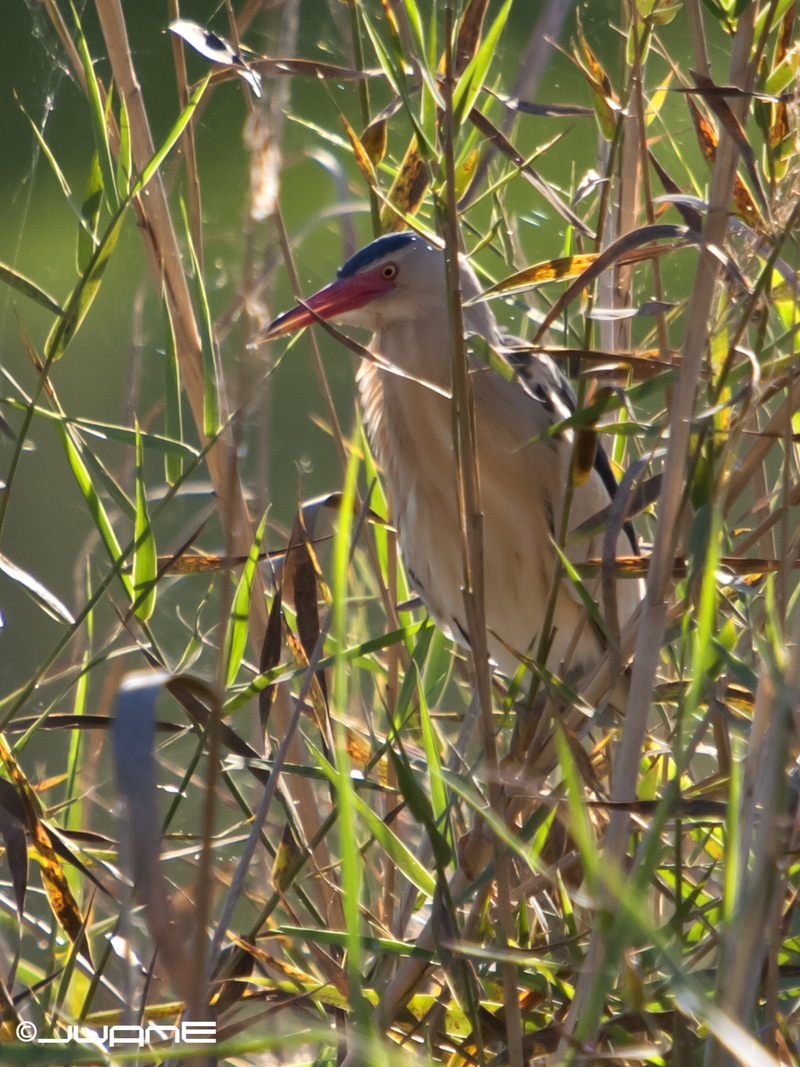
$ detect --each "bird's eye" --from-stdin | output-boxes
[381,263,397,280]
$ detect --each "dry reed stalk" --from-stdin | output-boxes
[167,0,204,275]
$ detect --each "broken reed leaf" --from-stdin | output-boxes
[473,242,680,301]
[170,18,261,97]
[155,550,266,574]
[361,10,435,158]
[41,821,111,897]
[210,942,256,1015]
[154,494,383,577]
[649,151,704,231]
[164,673,270,787]
[285,629,329,746]
[652,194,798,286]
[467,107,595,237]
[684,89,718,166]
[531,223,751,343]
[766,6,795,172]
[151,523,208,588]
[511,345,682,375]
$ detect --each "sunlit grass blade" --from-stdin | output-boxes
[416,667,447,828]
[0,553,75,626]
[309,739,436,898]
[222,620,428,715]
[163,290,184,485]
[0,263,64,318]
[58,424,133,599]
[0,397,199,459]
[361,12,436,158]
[181,199,218,437]
[77,153,103,275]
[44,203,127,362]
[132,420,157,621]
[130,74,211,198]
[63,560,92,844]
[15,92,82,220]
[116,90,131,197]
[71,2,119,213]
[402,0,444,110]
[224,509,269,689]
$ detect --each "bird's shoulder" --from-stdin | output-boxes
[489,338,634,537]
[494,336,577,427]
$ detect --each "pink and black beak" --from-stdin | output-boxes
[260,266,395,342]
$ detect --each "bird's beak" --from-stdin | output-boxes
[259,269,391,341]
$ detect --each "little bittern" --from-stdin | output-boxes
[264,233,640,684]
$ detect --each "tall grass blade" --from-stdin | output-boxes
[132,420,157,621]
[224,508,269,688]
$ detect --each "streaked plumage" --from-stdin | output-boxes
[265,233,640,684]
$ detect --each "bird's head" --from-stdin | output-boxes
[261,232,481,341]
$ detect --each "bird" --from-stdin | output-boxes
[262,232,641,689]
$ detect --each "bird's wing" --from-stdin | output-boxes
[498,337,638,555]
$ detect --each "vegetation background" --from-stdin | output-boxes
[0,0,797,1064]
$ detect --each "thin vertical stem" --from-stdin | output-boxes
[441,9,522,1067]
[347,0,381,236]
